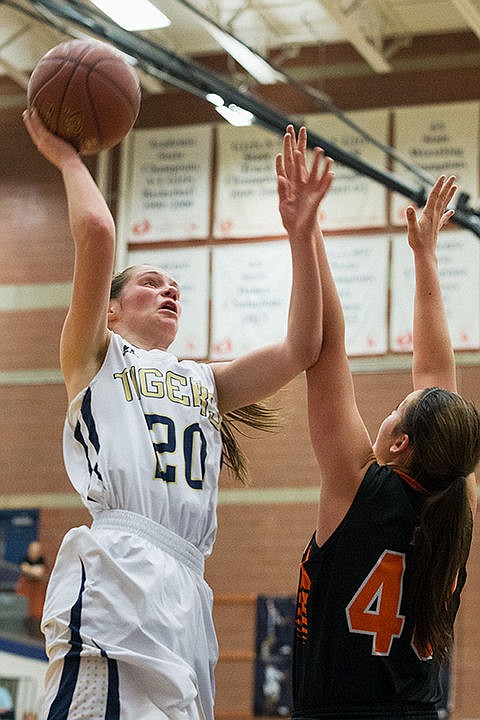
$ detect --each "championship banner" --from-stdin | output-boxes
[127,246,210,359]
[391,102,479,226]
[325,235,390,356]
[254,596,295,717]
[213,125,284,239]
[210,241,290,359]
[120,125,213,242]
[390,230,480,352]
[305,109,389,230]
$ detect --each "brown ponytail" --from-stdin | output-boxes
[221,402,279,485]
[409,475,472,662]
[400,388,480,663]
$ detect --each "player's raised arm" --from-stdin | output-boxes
[407,175,457,392]
[23,109,115,401]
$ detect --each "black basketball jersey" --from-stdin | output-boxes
[292,462,465,719]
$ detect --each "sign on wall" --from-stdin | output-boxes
[391,102,479,225]
[120,125,213,243]
[305,109,389,230]
[210,240,290,359]
[390,230,480,352]
[213,125,284,239]
[325,235,390,355]
[114,101,480,362]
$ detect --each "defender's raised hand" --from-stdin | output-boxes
[276,124,334,237]
[406,174,457,254]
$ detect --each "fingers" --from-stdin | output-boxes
[281,126,295,179]
[23,107,53,146]
[439,178,457,212]
[280,125,308,181]
[22,108,46,150]
[425,175,457,216]
[438,208,455,231]
[275,152,285,179]
[296,126,307,156]
[406,205,418,232]
[278,124,333,185]
[436,175,456,211]
[22,106,80,169]
[312,151,334,190]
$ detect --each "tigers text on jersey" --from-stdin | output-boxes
[41,332,223,720]
[64,331,222,554]
[292,462,464,720]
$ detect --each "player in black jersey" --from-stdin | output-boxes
[291,125,480,720]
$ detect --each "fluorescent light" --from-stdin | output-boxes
[205,93,225,106]
[200,21,285,85]
[205,92,254,126]
[90,0,170,31]
[215,104,254,127]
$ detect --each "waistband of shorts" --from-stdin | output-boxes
[91,509,205,576]
[291,704,438,719]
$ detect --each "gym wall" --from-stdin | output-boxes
[0,31,479,718]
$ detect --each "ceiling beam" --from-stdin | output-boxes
[319,0,395,73]
[451,0,480,38]
[12,0,480,238]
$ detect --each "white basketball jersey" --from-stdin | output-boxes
[63,331,223,556]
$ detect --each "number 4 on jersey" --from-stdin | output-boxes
[346,550,406,656]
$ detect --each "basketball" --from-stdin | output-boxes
[27,39,141,155]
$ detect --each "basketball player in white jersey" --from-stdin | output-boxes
[24,110,333,720]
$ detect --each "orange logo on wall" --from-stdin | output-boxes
[132,219,152,235]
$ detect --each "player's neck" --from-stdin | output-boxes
[113,326,172,352]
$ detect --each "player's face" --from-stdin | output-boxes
[113,265,182,348]
[373,390,422,465]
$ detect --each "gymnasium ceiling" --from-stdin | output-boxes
[0,0,480,93]
[1,0,479,236]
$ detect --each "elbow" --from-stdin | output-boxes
[302,343,323,371]
[288,339,323,373]
[75,212,115,246]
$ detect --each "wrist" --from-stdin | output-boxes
[413,247,438,267]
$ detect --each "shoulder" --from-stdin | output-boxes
[353,463,418,515]
[315,463,415,552]
[181,358,216,386]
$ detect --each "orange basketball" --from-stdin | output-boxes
[27,38,141,155]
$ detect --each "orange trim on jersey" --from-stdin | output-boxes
[295,544,312,642]
[393,469,429,495]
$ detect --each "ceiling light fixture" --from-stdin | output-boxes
[214,103,254,126]
[205,93,254,126]
[89,0,170,31]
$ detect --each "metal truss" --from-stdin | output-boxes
[5,0,480,237]
[318,0,411,73]
[451,0,480,37]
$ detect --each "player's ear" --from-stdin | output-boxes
[389,433,410,455]
[108,299,120,327]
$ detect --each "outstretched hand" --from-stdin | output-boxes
[406,175,457,254]
[276,124,334,237]
[23,108,79,170]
